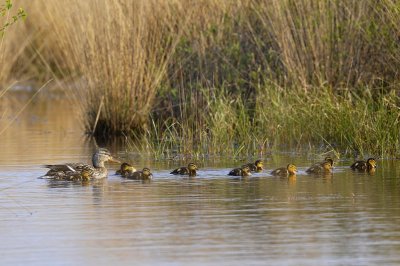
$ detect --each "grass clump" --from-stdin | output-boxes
[41,0,182,137]
[0,0,400,156]
[131,84,400,158]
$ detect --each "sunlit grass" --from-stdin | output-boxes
[0,0,399,157]
[129,84,400,158]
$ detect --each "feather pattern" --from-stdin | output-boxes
[41,149,119,180]
[170,163,198,177]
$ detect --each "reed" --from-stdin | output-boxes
[132,84,400,158]
[0,0,399,156]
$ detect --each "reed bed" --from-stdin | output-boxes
[131,85,400,158]
[0,0,399,156]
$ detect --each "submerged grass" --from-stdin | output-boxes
[0,0,400,157]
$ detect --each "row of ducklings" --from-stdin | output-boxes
[115,157,377,180]
[228,157,377,177]
[116,163,153,180]
[115,162,198,180]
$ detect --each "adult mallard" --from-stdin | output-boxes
[116,162,136,177]
[350,158,377,171]
[170,163,198,177]
[127,167,153,180]
[245,159,264,172]
[228,165,252,177]
[306,161,333,174]
[271,164,297,177]
[41,148,120,180]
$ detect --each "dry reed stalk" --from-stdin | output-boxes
[36,0,187,135]
[1,0,399,152]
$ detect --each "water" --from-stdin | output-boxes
[1,92,400,265]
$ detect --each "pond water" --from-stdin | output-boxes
[1,92,400,265]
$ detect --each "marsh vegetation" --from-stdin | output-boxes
[1,0,400,157]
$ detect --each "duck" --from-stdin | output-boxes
[306,161,333,174]
[41,148,120,180]
[116,162,136,176]
[228,165,252,177]
[67,168,92,181]
[309,156,334,167]
[126,167,153,180]
[245,159,264,172]
[170,163,198,177]
[271,164,297,177]
[350,158,377,171]
[320,156,334,167]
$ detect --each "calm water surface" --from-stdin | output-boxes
[1,92,400,265]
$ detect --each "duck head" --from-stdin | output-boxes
[287,164,297,175]
[255,160,264,170]
[367,158,377,169]
[92,149,120,168]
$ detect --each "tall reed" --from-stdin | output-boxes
[0,0,399,156]
[29,0,186,136]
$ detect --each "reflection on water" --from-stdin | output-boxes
[1,92,400,265]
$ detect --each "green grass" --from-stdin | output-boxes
[1,0,400,157]
[129,84,400,158]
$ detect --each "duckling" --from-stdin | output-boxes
[324,156,334,167]
[68,168,92,181]
[309,156,334,168]
[116,162,136,176]
[170,163,198,177]
[228,165,252,177]
[271,164,297,177]
[306,161,333,174]
[245,159,264,172]
[127,167,153,180]
[350,158,377,171]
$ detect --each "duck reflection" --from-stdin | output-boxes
[287,175,296,185]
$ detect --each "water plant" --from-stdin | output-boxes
[0,0,399,157]
[0,0,26,36]
[130,84,400,158]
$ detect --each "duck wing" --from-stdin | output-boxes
[43,163,95,178]
[228,168,242,176]
[271,167,287,176]
[171,167,188,175]
[306,165,322,174]
[44,163,90,172]
[350,161,367,170]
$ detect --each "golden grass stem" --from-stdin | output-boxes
[91,95,104,135]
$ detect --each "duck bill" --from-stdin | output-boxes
[108,157,121,164]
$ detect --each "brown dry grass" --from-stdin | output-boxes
[0,0,399,156]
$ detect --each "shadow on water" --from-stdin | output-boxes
[1,92,400,265]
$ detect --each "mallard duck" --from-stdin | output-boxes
[170,163,198,177]
[127,167,153,180]
[116,162,136,176]
[351,158,377,171]
[245,159,264,172]
[228,165,252,176]
[306,161,333,174]
[271,164,297,177]
[41,149,120,180]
